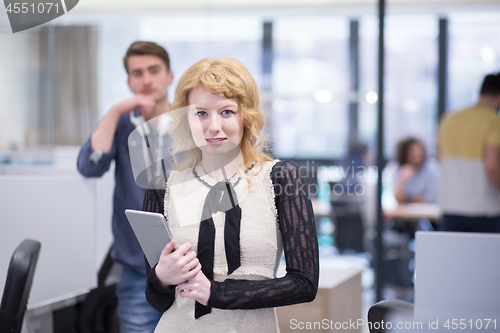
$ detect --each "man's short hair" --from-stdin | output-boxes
[480,73,500,96]
[123,41,171,74]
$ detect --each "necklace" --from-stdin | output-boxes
[200,164,238,182]
[193,163,255,189]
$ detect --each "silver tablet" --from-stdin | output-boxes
[125,209,173,267]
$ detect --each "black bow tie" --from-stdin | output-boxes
[195,181,241,319]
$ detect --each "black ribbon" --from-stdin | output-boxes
[195,182,241,319]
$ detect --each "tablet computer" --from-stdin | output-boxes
[125,209,173,267]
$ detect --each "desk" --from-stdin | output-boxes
[384,203,442,222]
[382,203,441,291]
[276,268,362,333]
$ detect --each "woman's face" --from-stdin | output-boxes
[407,142,425,166]
[187,85,244,159]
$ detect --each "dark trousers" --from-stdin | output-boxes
[441,214,500,233]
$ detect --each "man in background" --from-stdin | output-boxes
[438,73,500,233]
[77,41,174,332]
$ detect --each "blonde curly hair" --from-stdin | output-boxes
[169,57,272,183]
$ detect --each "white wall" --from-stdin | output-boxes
[0,147,114,309]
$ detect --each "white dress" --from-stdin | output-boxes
[154,161,283,333]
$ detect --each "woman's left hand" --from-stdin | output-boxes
[178,270,211,305]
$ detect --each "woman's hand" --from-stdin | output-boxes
[394,164,417,203]
[155,240,202,288]
[178,270,211,306]
[398,164,416,182]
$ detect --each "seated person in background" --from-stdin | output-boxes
[382,138,439,290]
[383,137,439,241]
[393,137,438,204]
[142,57,319,332]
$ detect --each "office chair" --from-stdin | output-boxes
[0,239,41,333]
[367,299,413,332]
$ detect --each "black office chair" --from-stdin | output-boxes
[367,299,414,332]
[0,239,41,333]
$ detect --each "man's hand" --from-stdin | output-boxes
[90,94,156,153]
[113,94,156,118]
[155,241,202,288]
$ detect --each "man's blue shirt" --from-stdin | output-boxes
[77,114,147,274]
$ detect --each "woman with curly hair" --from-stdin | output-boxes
[142,57,319,332]
[393,137,438,204]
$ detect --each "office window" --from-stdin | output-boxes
[97,19,142,118]
[448,12,500,112]
[97,14,262,117]
[140,15,263,98]
[361,15,438,159]
[0,25,97,158]
[358,16,378,158]
[272,16,350,159]
[0,31,42,153]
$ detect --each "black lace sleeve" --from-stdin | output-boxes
[208,160,319,309]
[143,179,176,313]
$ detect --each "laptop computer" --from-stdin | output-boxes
[413,231,500,332]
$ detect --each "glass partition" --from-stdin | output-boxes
[448,12,500,112]
[272,16,350,159]
[360,15,439,160]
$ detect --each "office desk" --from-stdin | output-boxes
[276,267,363,333]
[382,203,441,291]
[384,203,442,222]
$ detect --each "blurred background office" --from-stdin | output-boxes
[2,1,500,160]
[1,0,500,332]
